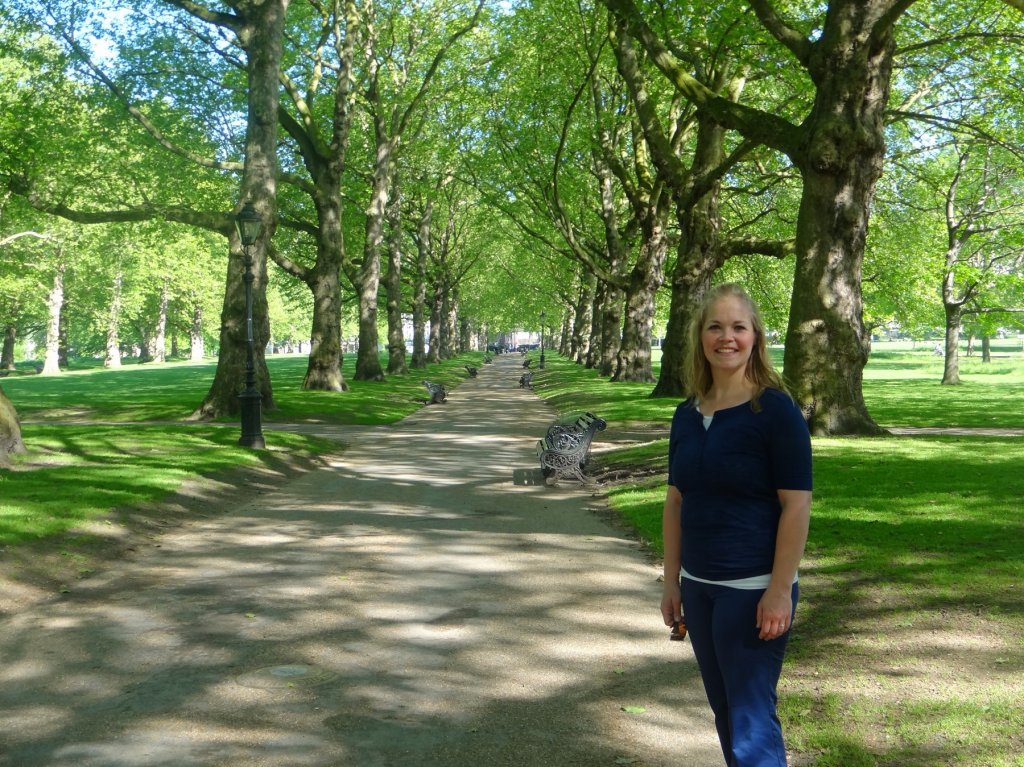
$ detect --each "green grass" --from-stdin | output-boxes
[528,348,1024,767]
[0,424,338,545]
[862,349,1024,428]
[3,353,482,424]
[526,353,678,425]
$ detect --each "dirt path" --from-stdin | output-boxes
[0,354,720,767]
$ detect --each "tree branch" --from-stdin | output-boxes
[0,231,53,247]
[744,0,812,65]
[159,0,241,33]
[723,236,796,258]
[600,0,801,158]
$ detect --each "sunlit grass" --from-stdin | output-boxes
[0,424,338,546]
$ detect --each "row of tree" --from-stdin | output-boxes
[2,0,1024,463]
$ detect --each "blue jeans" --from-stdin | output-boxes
[681,578,798,767]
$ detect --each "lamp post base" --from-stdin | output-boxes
[238,389,266,449]
[540,352,545,369]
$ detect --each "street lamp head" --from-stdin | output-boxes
[235,202,263,247]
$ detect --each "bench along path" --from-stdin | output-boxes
[0,354,719,767]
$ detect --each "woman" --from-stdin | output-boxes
[662,283,812,767]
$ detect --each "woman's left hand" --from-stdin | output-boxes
[756,588,793,641]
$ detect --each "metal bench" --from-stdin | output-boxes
[422,380,448,404]
[536,412,606,485]
[465,365,478,378]
[519,371,533,389]
[522,357,533,369]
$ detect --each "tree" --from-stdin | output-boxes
[161,0,289,417]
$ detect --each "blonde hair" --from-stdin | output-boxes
[684,283,787,409]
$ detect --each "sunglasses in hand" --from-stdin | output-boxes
[670,618,687,641]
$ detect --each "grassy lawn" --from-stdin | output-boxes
[530,346,1024,767]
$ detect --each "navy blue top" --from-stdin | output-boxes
[667,388,812,581]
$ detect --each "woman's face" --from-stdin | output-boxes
[701,295,756,377]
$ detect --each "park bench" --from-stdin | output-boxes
[465,365,478,378]
[519,371,533,389]
[422,380,448,404]
[522,357,533,369]
[483,354,493,364]
[536,411,606,485]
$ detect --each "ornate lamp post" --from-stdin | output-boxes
[235,202,266,449]
[539,310,546,369]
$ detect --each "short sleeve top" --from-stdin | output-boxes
[667,388,812,580]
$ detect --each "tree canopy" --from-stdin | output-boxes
[1,0,1023,457]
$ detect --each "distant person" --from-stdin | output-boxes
[662,283,812,767]
[933,343,943,356]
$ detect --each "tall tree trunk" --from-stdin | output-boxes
[385,171,407,374]
[58,300,69,369]
[412,200,431,368]
[302,259,348,391]
[782,6,895,435]
[105,271,122,369]
[428,283,442,364]
[300,192,347,391]
[1,324,15,370]
[572,271,596,364]
[137,324,153,363]
[154,279,168,363]
[597,282,623,377]
[586,281,605,369]
[652,240,718,398]
[354,138,392,382]
[193,0,287,418]
[613,201,669,383]
[43,266,64,375]
[459,316,471,353]
[190,301,205,361]
[592,158,627,377]
[941,299,963,385]
[651,118,727,398]
[443,283,458,359]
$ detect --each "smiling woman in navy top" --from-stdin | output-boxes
[662,283,812,767]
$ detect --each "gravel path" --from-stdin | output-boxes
[0,354,720,767]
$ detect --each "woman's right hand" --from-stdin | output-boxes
[661,578,682,627]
